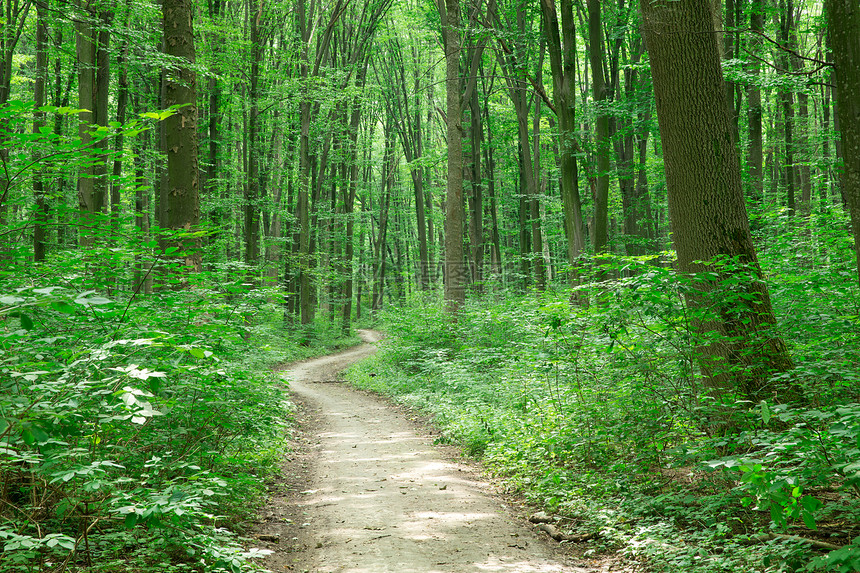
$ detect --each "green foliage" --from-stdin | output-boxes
[347,232,860,572]
[0,247,353,572]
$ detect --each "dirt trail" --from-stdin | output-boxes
[256,330,592,573]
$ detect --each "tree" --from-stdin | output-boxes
[826,0,860,287]
[489,0,545,290]
[163,0,201,271]
[640,0,794,399]
[33,0,48,261]
[746,0,764,203]
[587,0,610,263]
[438,0,487,311]
[539,0,586,285]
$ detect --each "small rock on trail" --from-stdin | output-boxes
[257,329,595,573]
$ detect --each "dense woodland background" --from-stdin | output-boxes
[1,0,860,570]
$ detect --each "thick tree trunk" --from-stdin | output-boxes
[641,0,794,400]
[441,0,466,312]
[826,0,860,287]
[163,0,201,271]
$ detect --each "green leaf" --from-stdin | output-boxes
[124,512,139,528]
[189,347,206,359]
[51,301,77,314]
[801,496,822,513]
[802,510,817,530]
[19,313,33,331]
[769,504,786,528]
[760,400,771,425]
[74,295,112,306]
[31,426,49,444]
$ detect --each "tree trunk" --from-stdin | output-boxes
[531,91,546,290]
[617,38,648,259]
[468,79,485,289]
[92,11,111,218]
[76,1,96,244]
[207,0,223,245]
[134,124,153,295]
[483,101,503,279]
[441,0,466,312]
[588,0,610,262]
[372,130,393,312]
[641,0,794,400]
[826,0,860,287]
[33,0,48,262]
[163,0,201,271]
[820,30,832,209]
[245,0,264,267]
[780,0,796,218]
[53,27,73,248]
[111,41,129,230]
[746,0,764,203]
[540,0,586,288]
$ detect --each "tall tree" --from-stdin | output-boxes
[826,0,860,287]
[746,0,764,203]
[779,0,797,218]
[641,0,793,399]
[163,0,201,271]
[33,0,49,261]
[539,0,586,285]
[0,0,31,228]
[296,0,347,324]
[76,0,97,242]
[587,0,610,262]
[438,0,487,311]
[490,0,545,289]
[245,0,267,267]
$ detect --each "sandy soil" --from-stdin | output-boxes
[253,330,598,573]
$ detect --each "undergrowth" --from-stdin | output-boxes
[0,245,357,573]
[346,215,860,573]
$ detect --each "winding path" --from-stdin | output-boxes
[257,330,592,573]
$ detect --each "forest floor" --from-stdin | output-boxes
[250,330,630,573]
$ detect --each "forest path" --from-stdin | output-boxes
[254,329,594,573]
